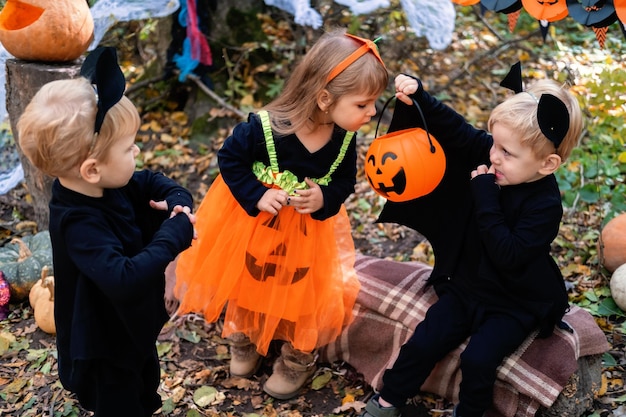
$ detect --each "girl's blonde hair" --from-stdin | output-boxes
[264,28,389,135]
[488,79,583,162]
[18,77,140,178]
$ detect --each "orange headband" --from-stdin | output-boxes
[325,34,385,84]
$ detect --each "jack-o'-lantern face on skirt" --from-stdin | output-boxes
[245,215,310,284]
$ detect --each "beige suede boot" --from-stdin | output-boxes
[228,332,262,377]
[263,343,317,400]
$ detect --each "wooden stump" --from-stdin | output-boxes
[6,59,81,231]
[537,354,603,417]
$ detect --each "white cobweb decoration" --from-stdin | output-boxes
[264,0,455,51]
[89,0,181,49]
[264,0,324,27]
[399,0,455,50]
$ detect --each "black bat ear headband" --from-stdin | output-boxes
[499,61,570,148]
[79,46,126,134]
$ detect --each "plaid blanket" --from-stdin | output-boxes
[319,255,609,417]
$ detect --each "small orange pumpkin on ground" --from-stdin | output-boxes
[29,265,55,334]
[0,0,94,62]
[599,213,626,273]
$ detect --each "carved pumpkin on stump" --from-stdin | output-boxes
[0,0,94,62]
[365,128,446,202]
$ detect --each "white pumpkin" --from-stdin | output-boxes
[610,263,626,311]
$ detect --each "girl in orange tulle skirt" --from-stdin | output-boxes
[175,174,359,354]
[174,29,388,399]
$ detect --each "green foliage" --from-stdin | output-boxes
[556,65,626,223]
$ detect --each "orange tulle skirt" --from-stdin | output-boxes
[174,175,360,355]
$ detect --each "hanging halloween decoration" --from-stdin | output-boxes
[616,0,626,38]
[616,0,626,22]
[567,0,618,26]
[481,0,524,12]
[481,0,524,31]
[453,0,621,46]
[365,97,446,202]
[452,0,481,5]
[522,0,569,21]
[567,0,618,47]
[0,0,94,62]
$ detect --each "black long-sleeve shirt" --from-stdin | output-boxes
[217,113,357,220]
[378,78,569,336]
[49,170,194,390]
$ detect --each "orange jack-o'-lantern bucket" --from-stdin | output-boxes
[365,97,446,202]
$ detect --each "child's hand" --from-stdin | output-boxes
[287,178,323,214]
[470,164,495,179]
[170,205,197,239]
[257,188,290,215]
[149,199,168,211]
[151,200,197,238]
[395,74,418,105]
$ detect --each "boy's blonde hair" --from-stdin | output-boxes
[17,77,140,178]
[488,79,583,162]
[264,28,389,135]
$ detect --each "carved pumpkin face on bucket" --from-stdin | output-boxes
[245,215,310,284]
[0,0,94,61]
[365,128,446,202]
[522,0,569,21]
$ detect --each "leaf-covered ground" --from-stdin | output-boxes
[2,2,626,416]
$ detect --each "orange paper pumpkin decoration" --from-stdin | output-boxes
[0,0,94,62]
[616,0,626,23]
[522,0,569,22]
[452,0,481,5]
[365,128,446,202]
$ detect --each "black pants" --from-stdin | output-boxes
[72,350,161,417]
[379,292,535,417]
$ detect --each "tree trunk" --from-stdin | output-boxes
[6,59,82,231]
[537,354,603,417]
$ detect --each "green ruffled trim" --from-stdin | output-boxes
[254,110,355,195]
[253,161,308,195]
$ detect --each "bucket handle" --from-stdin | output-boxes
[374,95,437,154]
